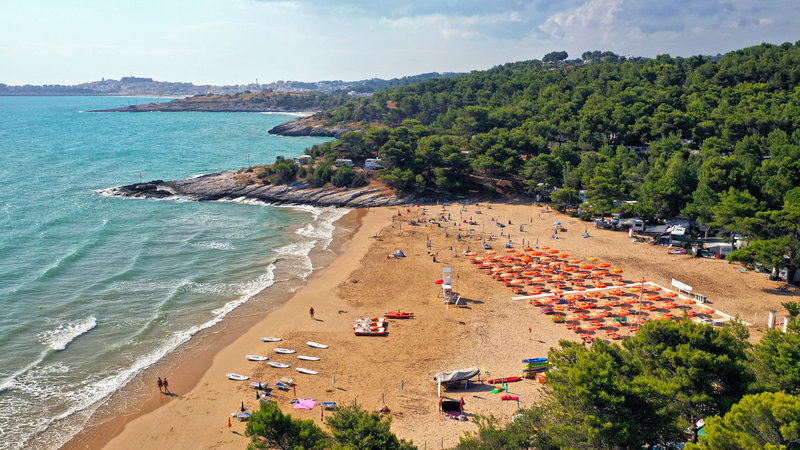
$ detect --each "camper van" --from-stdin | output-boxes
[334,159,354,168]
[631,220,645,232]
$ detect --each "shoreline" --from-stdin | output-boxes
[59,208,363,449]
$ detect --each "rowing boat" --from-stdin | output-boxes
[226,373,249,381]
[269,362,290,368]
[274,348,296,354]
[261,337,282,342]
[246,355,269,361]
[296,367,318,375]
[298,355,320,361]
[306,341,328,349]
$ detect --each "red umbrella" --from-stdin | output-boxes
[435,279,444,284]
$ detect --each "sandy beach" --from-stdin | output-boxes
[83,200,795,449]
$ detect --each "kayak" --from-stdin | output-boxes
[384,311,415,319]
[261,337,282,342]
[522,358,548,364]
[487,376,522,384]
[307,341,328,349]
[269,362,290,368]
[501,395,519,401]
[226,373,249,381]
[490,386,505,393]
[246,355,269,361]
[298,355,320,361]
[274,348,296,354]
[296,367,318,375]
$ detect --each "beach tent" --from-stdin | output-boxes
[393,250,406,258]
[434,367,480,384]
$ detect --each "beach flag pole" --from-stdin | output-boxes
[227,417,232,428]
[293,385,296,397]
[402,379,404,392]
[382,393,385,405]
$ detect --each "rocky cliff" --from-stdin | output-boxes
[103,170,407,208]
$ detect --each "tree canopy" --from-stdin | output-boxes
[301,41,800,271]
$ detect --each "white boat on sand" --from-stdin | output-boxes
[246,355,269,361]
[227,373,249,381]
[296,367,318,375]
[269,362,290,369]
[306,341,328,349]
[274,348,296,354]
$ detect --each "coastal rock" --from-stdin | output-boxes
[106,170,406,208]
[268,116,352,138]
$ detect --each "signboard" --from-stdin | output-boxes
[671,278,692,292]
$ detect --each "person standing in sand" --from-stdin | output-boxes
[162,378,169,394]
[309,307,315,319]
[157,377,163,393]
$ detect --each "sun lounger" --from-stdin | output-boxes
[274,382,289,390]
[322,401,337,410]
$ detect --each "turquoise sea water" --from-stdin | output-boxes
[0,96,336,448]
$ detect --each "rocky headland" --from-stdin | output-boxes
[104,169,407,208]
[267,115,353,138]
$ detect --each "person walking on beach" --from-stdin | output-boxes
[162,378,169,394]
[309,307,315,319]
[157,377,163,393]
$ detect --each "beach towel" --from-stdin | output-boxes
[292,398,317,410]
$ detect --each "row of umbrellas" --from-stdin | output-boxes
[469,247,717,342]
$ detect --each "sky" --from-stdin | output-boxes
[1,0,798,85]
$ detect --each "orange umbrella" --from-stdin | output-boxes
[541,246,550,250]
[580,265,594,270]
[664,291,678,298]
[558,253,569,258]
[527,290,542,295]
[530,251,542,256]
[598,263,611,268]
[547,249,559,254]
[610,268,623,274]
[569,259,582,265]
[587,257,598,262]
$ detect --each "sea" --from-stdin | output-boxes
[0,96,339,448]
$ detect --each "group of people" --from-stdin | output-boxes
[157,376,170,394]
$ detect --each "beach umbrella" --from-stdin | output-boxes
[558,253,569,259]
[610,268,623,274]
[587,257,598,262]
[554,221,561,226]
[530,251,542,256]
[580,265,594,270]
[634,278,645,283]
[541,246,550,249]
[598,263,611,268]
[547,249,559,254]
